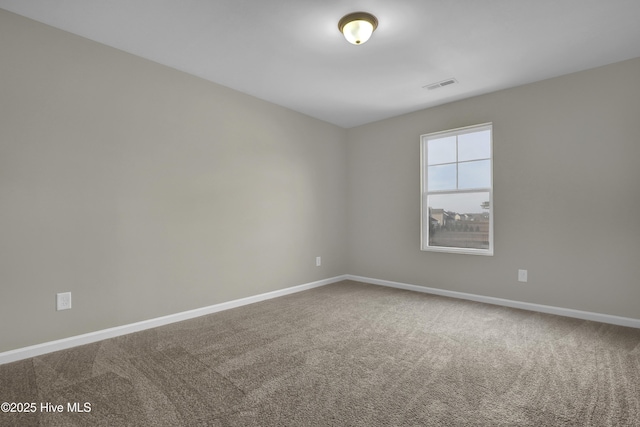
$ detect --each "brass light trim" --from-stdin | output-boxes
[338,12,378,45]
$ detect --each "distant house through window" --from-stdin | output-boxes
[420,123,493,255]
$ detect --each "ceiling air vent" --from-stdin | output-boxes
[423,78,458,91]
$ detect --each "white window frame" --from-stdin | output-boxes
[420,123,494,256]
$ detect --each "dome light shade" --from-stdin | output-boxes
[338,12,378,45]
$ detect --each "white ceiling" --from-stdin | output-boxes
[2,1,640,128]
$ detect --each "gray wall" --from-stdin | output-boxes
[2,9,640,355]
[0,10,348,352]
[347,57,640,319]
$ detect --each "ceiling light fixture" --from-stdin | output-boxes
[338,12,378,45]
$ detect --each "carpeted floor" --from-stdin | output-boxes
[1,280,639,426]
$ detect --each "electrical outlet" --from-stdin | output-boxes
[316,256,321,267]
[57,292,72,311]
[518,269,528,283]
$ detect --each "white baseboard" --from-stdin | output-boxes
[346,274,640,329]
[3,273,638,365]
[0,275,348,365]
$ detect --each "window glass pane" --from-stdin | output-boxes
[458,159,490,189]
[458,130,491,162]
[428,164,456,191]
[426,192,490,250]
[421,123,493,255]
[427,136,456,165]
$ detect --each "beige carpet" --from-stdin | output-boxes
[1,280,639,426]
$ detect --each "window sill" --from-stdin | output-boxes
[421,246,494,256]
